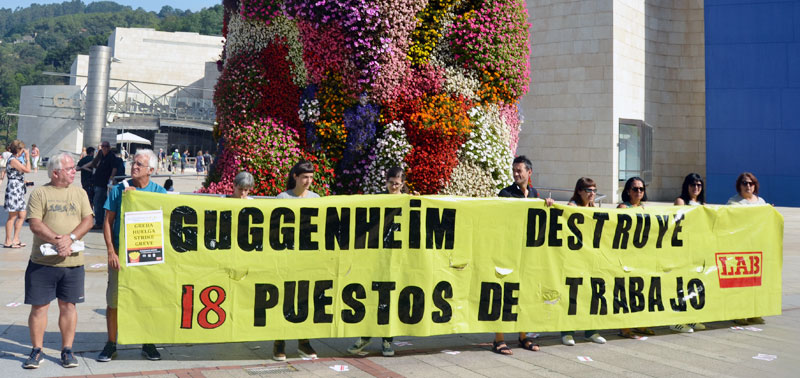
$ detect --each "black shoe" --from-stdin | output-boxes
[23,348,43,369]
[141,344,161,360]
[97,341,116,362]
[61,348,78,368]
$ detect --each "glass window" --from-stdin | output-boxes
[619,119,652,182]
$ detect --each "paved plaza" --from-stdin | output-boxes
[1,169,798,377]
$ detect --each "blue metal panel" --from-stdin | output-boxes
[706,2,794,44]
[706,0,800,206]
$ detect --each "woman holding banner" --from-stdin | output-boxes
[230,172,254,199]
[561,178,607,345]
[727,172,767,325]
[273,161,319,361]
[617,177,655,338]
[670,173,708,333]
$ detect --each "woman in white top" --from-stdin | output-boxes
[561,178,607,346]
[670,173,708,333]
[727,172,766,205]
[727,172,767,326]
[273,161,318,361]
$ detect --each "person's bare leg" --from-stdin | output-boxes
[5,212,16,245]
[13,210,25,244]
[106,307,118,342]
[58,300,77,348]
[28,304,49,348]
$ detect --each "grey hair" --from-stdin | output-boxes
[47,152,74,179]
[234,171,254,189]
[135,149,158,169]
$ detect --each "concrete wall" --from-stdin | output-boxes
[16,86,83,160]
[705,0,799,206]
[521,0,705,203]
[521,0,615,201]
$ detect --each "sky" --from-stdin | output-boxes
[3,1,221,12]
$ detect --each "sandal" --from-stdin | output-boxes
[633,327,654,335]
[491,340,513,355]
[618,329,638,339]
[518,337,540,351]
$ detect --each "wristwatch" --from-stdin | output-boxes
[70,234,77,241]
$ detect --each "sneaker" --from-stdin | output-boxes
[347,337,371,355]
[23,348,43,369]
[688,322,706,330]
[61,348,78,368]
[670,324,694,333]
[96,341,117,362]
[297,340,317,359]
[273,340,286,361]
[381,340,395,357]
[587,333,606,344]
[561,335,575,346]
[141,344,161,360]
[748,317,765,324]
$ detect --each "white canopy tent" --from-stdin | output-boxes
[116,132,151,145]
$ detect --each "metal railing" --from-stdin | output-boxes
[537,187,608,207]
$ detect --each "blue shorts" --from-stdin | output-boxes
[24,261,85,305]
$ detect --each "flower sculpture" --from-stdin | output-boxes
[205,0,530,196]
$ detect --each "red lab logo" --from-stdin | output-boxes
[715,252,762,288]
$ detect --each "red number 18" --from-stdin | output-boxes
[180,285,227,329]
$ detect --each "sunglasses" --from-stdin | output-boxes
[584,188,597,193]
[741,181,755,187]
[690,182,703,187]
[630,187,645,192]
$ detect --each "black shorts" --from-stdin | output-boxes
[24,261,85,305]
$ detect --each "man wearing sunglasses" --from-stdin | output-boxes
[78,141,118,230]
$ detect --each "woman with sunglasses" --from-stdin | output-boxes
[561,178,607,345]
[669,173,708,333]
[727,172,767,325]
[617,177,654,338]
[727,172,766,206]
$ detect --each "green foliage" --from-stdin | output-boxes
[0,1,224,135]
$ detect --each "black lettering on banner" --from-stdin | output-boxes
[548,208,564,247]
[613,277,629,314]
[432,281,453,323]
[688,279,705,309]
[592,212,609,248]
[590,278,607,315]
[299,208,319,250]
[612,214,632,249]
[478,282,502,321]
[355,207,380,249]
[567,213,584,250]
[502,282,520,321]
[253,283,279,327]
[269,208,294,251]
[565,277,583,315]
[426,208,456,250]
[170,206,197,252]
[383,207,402,249]
[398,286,425,324]
[283,281,309,323]
[325,208,350,250]
[372,281,396,325]
[313,280,333,323]
[670,277,687,312]
[239,207,265,251]
[629,277,645,313]
[526,209,546,247]
[655,215,670,248]
[204,210,232,250]
[632,214,651,248]
[341,283,366,323]
[671,213,685,247]
[648,277,665,312]
[409,200,421,248]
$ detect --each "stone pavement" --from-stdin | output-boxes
[1,169,798,378]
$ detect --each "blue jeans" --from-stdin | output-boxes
[92,185,108,227]
[561,330,598,338]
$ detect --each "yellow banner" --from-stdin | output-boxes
[117,191,783,344]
